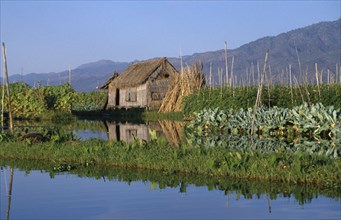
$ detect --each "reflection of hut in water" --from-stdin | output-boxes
[105,121,162,142]
[158,120,185,146]
[104,121,184,146]
[100,58,178,110]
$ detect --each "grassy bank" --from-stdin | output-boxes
[1,158,339,205]
[0,138,340,189]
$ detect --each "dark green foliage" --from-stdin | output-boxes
[40,84,75,112]
[72,91,107,111]
[1,83,107,119]
[182,84,341,115]
[186,103,341,158]
[1,83,46,118]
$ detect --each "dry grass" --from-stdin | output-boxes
[158,62,205,112]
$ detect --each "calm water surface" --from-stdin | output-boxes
[1,167,340,220]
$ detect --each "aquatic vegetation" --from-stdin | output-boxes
[186,103,341,158]
[0,127,80,145]
[182,84,341,114]
[1,158,340,205]
[1,83,106,119]
[41,84,75,112]
[72,91,107,111]
[0,136,340,189]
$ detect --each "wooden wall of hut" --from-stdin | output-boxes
[107,83,148,109]
[104,121,184,146]
[119,83,148,108]
[147,74,173,110]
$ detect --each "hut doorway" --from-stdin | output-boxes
[115,89,120,106]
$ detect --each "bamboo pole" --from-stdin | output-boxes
[1,66,4,131]
[339,65,341,83]
[336,64,338,84]
[315,63,321,101]
[230,56,234,88]
[1,42,13,131]
[303,67,311,104]
[251,62,255,85]
[268,65,273,88]
[6,168,14,220]
[251,49,269,136]
[224,41,229,86]
[246,67,249,87]
[266,67,271,106]
[294,75,305,103]
[327,69,330,85]
[209,62,212,87]
[218,68,223,98]
[68,64,72,86]
[289,64,294,106]
[257,61,260,86]
[255,50,269,107]
[180,48,183,74]
[295,47,302,82]
[320,69,324,85]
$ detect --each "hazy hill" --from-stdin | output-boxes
[6,60,129,92]
[3,18,340,91]
[169,18,341,84]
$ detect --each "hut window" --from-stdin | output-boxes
[151,92,161,100]
[164,73,170,78]
[126,88,137,102]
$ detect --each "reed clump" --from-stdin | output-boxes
[158,62,205,113]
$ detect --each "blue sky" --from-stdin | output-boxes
[1,0,340,75]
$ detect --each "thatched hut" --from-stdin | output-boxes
[104,120,184,146]
[101,57,178,110]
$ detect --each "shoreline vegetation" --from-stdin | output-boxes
[0,137,340,190]
[0,81,340,191]
[1,158,340,206]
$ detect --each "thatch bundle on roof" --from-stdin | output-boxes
[158,62,205,112]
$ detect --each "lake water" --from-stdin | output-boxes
[1,166,340,220]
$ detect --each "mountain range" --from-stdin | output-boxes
[3,18,340,92]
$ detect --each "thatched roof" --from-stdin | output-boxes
[101,57,178,89]
[100,72,118,89]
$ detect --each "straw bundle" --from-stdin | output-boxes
[158,62,205,112]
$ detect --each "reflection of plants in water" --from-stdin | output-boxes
[1,159,340,206]
[185,130,341,159]
[186,103,341,158]
[0,127,80,144]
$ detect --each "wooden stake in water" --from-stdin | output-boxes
[6,168,14,220]
[1,63,5,131]
[1,42,13,131]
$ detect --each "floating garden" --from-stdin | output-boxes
[0,83,340,190]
